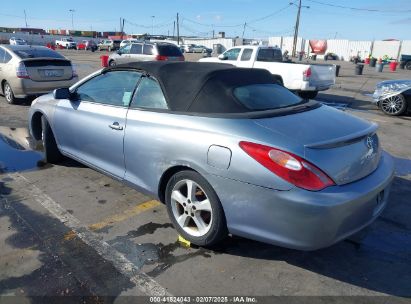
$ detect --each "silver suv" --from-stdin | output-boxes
[108,42,184,66]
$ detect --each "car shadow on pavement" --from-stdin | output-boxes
[316,93,376,111]
[0,186,134,300]
[211,176,411,297]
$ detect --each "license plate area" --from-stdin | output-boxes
[39,69,64,77]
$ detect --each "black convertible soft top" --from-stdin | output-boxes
[106,61,280,114]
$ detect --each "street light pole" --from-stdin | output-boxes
[69,9,75,31]
[151,16,155,36]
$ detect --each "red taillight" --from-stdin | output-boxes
[303,67,311,81]
[239,141,335,191]
[155,55,168,61]
[16,62,30,79]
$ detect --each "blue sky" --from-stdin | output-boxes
[1,0,411,40]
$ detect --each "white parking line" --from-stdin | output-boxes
[7,173,173,298]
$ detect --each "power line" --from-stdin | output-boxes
[247,3,294,24]
[306,0,411,13]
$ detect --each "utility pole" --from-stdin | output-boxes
[176,13,180,45]
[24,10,28,28]
[173,21,175,38]
[69,9,75,31]
[291,0,309,57]
[242,22,246,39]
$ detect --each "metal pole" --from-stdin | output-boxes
[177,13,180,45]
[69,9,75,31]
[151,16,155,36]
[173,21,175,38]
[24,10,28,28]
[242,22,246,39]
[292,0,301,57]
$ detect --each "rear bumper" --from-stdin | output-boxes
[11,77,78,98]
[300,80,334,91]
[207,151,394,250]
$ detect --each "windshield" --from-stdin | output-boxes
[14,48,65,59]
[233,84,304,110]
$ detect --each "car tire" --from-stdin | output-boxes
[41,116,63,163]
[109,60,116,67]
[165,170,227,247]
[379,94,407,116]
[299,91,318,99]
[3,81,16,104]
[405,61,411,70]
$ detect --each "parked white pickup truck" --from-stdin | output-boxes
[199,45,336,99]
[55,38,77,49]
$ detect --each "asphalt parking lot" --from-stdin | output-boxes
[0,49,411,303]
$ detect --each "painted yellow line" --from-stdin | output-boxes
[88,200,161,231]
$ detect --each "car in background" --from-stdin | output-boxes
[55,38,77,49]
[324,52,338,60]
[200,45,336,99]
[192,45,212,54]
[76,40,97,51]
[108,42,184,66]
[120,39,141,48]
[0,45,78,104]
[180,44,195,53]
[372,80,411,116]
[98,39,121,51]
[400,54,411,70]
[28,61,394,249]
[9,37,28,45]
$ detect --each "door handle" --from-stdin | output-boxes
[108,122,123,130]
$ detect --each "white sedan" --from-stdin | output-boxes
[9,37,28,45]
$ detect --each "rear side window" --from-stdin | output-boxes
[4,52,12,63]
[76,71,141,107]
[14,49,65,59]
[157,44,182,56]
[143,45,154,55]
[224,48,241,60]
[257,48,283,62]
[130,44,142,54]
[0,48,5,63]
[130,77,168,110]
[241,49,253,61]
[233,84,303,110]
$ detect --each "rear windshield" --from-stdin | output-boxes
[157,44,182,56]
[233,84,303,110]
[256,48,283,62]
[14,49,65,59]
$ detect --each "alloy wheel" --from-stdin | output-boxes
[170,179,213,237]
[5,84,12,102]
[380,94,406,115]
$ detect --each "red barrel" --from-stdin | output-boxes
[100,55,109,67]
[365,58,370,64]
[389,61,398,72]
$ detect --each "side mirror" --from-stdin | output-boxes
[53,88,71,100]
[117,50,122,55]
[218,54,228,60]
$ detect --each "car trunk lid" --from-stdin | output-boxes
[22,58,73,82]
[253,105,381,185]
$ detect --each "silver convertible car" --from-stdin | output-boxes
[28,62,394,250]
